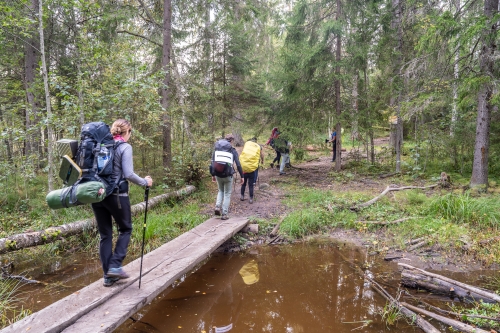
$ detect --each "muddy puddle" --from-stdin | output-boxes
[11,240,498,333]
[115,241,497,333]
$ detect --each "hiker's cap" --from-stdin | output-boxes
[225,134,235,141]
[250,137,257,142]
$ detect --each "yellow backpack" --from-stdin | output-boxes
[239,141,261,173]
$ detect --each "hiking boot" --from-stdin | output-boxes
[249,198,253,204]
[240,195,244,201]
[221,214,229,220]
[103,276,119,287]
[107,267,130,279]
[214,206,221,216]
[280,172,286,175]
[270,163,274,168]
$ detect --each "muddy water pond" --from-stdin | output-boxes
[14,240,495,332]
[116,241,474,333]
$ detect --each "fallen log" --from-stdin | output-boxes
[352,184,438,210]
[0,185,196,254]
[399,263,500,303]
[401,302,490,333]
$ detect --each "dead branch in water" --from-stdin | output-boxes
[401,302,491,333]
[351,184,438,210]
[415,298,500,323]
[335,247,440,333]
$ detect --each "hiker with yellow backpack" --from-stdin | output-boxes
[239,137,264,204]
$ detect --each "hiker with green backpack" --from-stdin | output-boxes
[273,132,292,175]
[239,137,264,204]
[91,119,153,287]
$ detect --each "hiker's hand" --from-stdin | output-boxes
[145,176,153,187]
[212,176,216,182]
[240,178,244,184]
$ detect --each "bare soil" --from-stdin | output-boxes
[203,144,489,272]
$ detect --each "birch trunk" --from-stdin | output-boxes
[38,0,55,191]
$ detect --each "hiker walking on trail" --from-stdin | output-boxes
[210,134,243,220]
[273,132,292,175]
[92,119,153,287]
[266,127,281,169]
[239,137,264,204]
[328,130,337,162]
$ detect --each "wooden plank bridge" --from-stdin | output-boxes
[1,216,249,333]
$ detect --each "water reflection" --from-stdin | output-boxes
[118,242,422,332]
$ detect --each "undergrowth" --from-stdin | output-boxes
[0,279,30,329]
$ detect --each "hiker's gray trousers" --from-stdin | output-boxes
[216,176,233,215]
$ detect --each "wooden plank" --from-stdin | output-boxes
[1,217,248,333]
[64,216,249,332]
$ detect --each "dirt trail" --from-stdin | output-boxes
[203,143,489,272]
[204,145,387,220]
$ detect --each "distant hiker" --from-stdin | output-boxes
[273,132,292,175]
[328,130,337,162]
[91,119,153,287]
[210,134,243,220]
[239,137,264,204]
[266,127,281,169]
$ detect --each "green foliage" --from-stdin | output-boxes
[381,302,402,326]
[452,301,500,331]
[426,193,500,228]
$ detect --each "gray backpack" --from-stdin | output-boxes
[210,139,234,178]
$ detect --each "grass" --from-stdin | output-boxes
[0,279,31,329]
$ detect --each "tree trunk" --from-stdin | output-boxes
[470,0,498,189]
[334,0,342,171]
[38,0,55,192]
[24,0,41,163]
[351,72,359,142]
[161,0,172,169]
[171,50,195,148]
[0,186,196,254]
[392,0,403,173]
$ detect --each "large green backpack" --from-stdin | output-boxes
[273,137,289,154]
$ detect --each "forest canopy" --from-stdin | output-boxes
[0,0,499,190]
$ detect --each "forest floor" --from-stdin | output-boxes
[201,141,494,274]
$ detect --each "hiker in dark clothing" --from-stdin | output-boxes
[329,130,337,162]
[92,119,153,287]
[266,127,281,168]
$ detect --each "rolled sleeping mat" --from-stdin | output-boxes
[46,181,106,210]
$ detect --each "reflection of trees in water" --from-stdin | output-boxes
[122,243,395,332]
[236,243,377,332]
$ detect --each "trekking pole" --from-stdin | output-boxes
[138,186,150,289]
